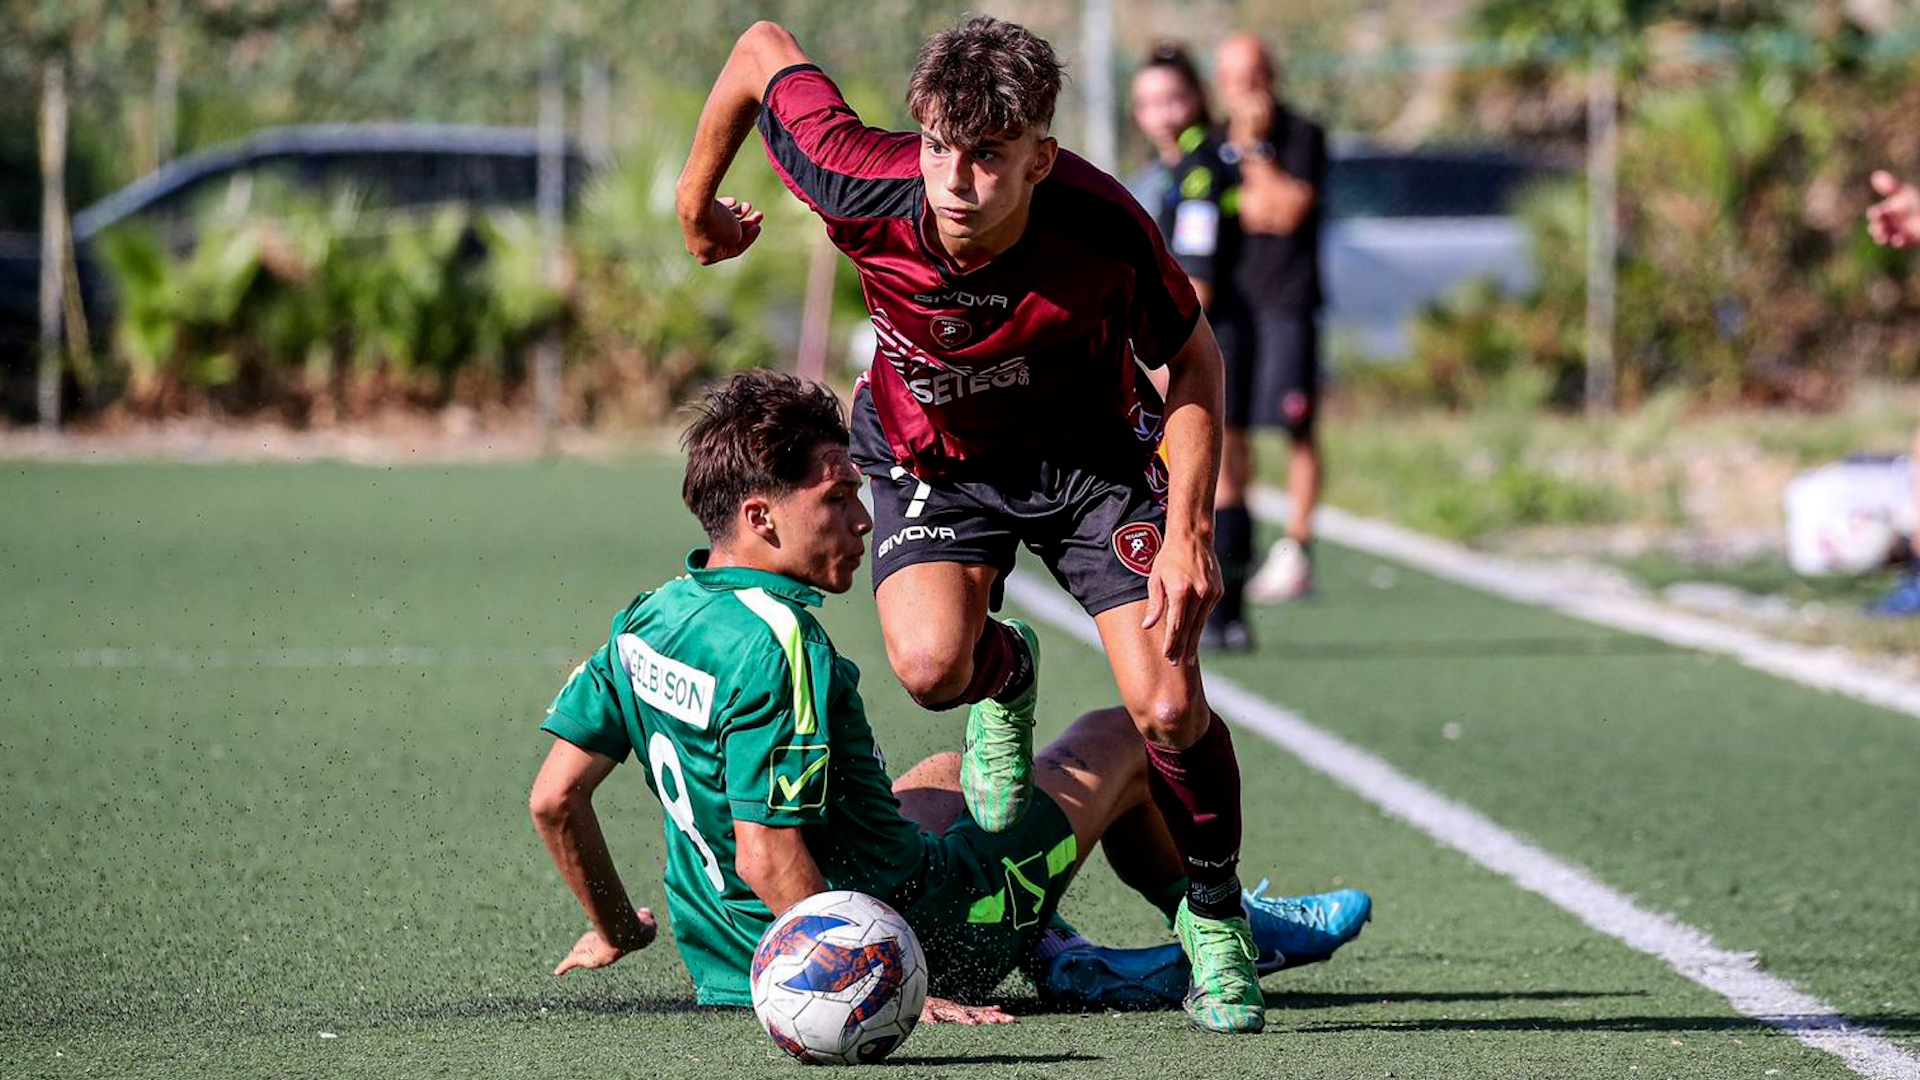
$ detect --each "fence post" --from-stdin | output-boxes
[579,56,611,166]
[1080,0,1117,173]
[154,0,180,169]
[37,57,68,433]
[535,48,566,440]
[1584,40,1619,414]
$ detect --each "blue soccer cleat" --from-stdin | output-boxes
[1037,941,1190,1010]
[1865,573,1920,618]
[1026,915,1186,1009]
[1243,879,1372,975]
[1033,881,1373,1011]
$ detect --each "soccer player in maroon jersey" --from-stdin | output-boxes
[676,18,1265,1031]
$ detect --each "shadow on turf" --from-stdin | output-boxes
[1000,989,1638,1019]
[1285,1013,1920,1036]
[391,994,717,1021]
[1267,989,1644,1009]
[887,1053,1101,1066]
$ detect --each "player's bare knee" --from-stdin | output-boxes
[892,647,972,709]
[1129,694,1205,748]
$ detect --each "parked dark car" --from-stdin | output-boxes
[1323,142,1558,359]
[1127,141,1557,361]
[1,123,586,420]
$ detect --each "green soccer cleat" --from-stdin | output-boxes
[960,619,1040,833]
[1176,899,1266,1034]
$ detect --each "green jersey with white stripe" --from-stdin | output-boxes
[542,550,933,1005]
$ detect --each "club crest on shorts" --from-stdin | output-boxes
[1112,521,1162,577]
[930,315,972,349]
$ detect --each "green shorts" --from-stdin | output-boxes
[900,791,1079,1001]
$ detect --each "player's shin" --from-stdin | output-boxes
[931,618,1033,710]
[1142,713,1245,919]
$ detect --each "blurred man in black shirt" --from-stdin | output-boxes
[1214,34,1327,615]
[1131,44,1260,650]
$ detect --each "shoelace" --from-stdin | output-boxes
[974,712,1032,754]
[1245,877,1333,932]
[1187,916,1258,997]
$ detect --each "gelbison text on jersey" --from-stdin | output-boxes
[757,63,1200,479]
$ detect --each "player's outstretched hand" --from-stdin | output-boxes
[552,909,657,975]
[920,997,1017,1025]
[684,196,765,264]
[1142,528,1223,665]
[1868,171,1920,249]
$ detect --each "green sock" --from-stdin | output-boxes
[1140,877,1189,927]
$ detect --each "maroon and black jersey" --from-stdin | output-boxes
[756,64,1202,480]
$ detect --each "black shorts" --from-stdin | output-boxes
[1215,307,1319,437]
[851,385,1167,616]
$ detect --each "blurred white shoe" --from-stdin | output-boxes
[1247,538,1314,603]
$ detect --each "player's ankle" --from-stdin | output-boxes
[1186,876,1247,921]
[989,621,1035,704]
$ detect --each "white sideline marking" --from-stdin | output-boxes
[1002,571,1920,1080]
[1248,486,1920,721]
[2,646,579,670]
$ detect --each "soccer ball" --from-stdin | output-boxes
[750,890,928,1065]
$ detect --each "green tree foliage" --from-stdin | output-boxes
[89,113,826,423]
[8,0,971,421]
[1405,5,1920,408]
[96,194,560,417]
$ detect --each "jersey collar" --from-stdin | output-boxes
[684,549,824,608]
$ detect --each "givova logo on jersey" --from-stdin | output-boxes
[877,524,957,559]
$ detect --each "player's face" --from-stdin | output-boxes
[768,443,871,595]
[1131,67,1201,150]
[919,124,1056,250]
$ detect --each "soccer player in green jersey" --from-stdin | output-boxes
[529,371,1369,1022]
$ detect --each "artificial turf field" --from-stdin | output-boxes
[2,459,1916,1080]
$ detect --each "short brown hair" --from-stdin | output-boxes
[906,17,1065,148]
[680,370,850,542]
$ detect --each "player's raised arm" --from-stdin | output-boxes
[676,21,813,264]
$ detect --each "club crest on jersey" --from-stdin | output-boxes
[930,315,972,349]
[1112,521,1162,577]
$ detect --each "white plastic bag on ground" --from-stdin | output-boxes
[1784,455,1915,575]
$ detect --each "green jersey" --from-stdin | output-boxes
[542,550,934,1006]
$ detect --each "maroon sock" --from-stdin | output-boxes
[1144,713,1245,920]
[924,618,1029,711]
